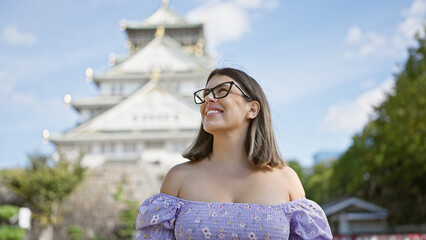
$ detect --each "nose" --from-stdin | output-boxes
[204,91,216,102]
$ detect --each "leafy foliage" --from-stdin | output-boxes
[363,34,425,224]
[114,183,139,239]
[0,205,24,240]
[67,225,84,240]
[304,160,334,204]
[0,205,19,221]
[328,32,426,224]
[89,236,116,240]
[1,152,86,226]
[118,201,139,239]
[294,31,426,225]
[0,225,25,240]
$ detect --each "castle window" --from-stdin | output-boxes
[145,141,164,149]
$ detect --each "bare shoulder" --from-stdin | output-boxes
[160,161,196,197]
[277,165,306,201]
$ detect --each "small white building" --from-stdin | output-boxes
[49,1,214,170]
[322,197,389,235]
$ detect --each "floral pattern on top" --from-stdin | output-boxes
[136,193,332,240]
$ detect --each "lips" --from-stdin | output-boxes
[205,106,223,117]
[206,109,222,117]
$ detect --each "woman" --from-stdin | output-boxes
[136,68,332,239]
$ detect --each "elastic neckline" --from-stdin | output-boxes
[157,193,307,208]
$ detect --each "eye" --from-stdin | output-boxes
[214,83,231,94]
[216,86,228,93]
[202,89,210,98]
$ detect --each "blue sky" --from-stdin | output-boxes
[0,0,425,168]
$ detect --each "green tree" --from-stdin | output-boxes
[286,160,304,181]
[0,205,25,240]
[1,152,86,239]
[329,32,426,224]
[328,131,371,199]
[114,183,139,240]
[304,160,334,204]
[118,202,139,239]
[287,159,334,204]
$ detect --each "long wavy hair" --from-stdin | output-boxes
[182,68,285,168]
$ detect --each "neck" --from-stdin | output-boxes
[210,128,250,167]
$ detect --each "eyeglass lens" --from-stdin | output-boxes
[195,82,232,103]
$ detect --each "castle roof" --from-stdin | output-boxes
[50,80,200,143]
[125,1,198,29]
[94,34,212,79]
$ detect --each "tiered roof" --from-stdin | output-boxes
[71,96,122,112]
[51,2,212,145]
[127,0,195,28]
[121,1,205,52]
[95,34,212,79]
[51,81,200,143]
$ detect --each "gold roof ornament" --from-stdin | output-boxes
[42,129,50,144]
[119,19,127,31]
[108,53,116,66]
[162,0,169,8]
[195,40,204,56]
[130,44,135,54]
[195,49,203,57]
[85,68,93,82]
[151,67,161,81]
[43,129,50,139]
[155,26,165,38]
[64,94,72,104]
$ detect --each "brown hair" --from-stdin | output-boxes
[182,68,285,168]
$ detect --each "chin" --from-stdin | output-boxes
[203,125,216,134]
[202,123,222,134]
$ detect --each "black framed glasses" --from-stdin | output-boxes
[193,81,251,104]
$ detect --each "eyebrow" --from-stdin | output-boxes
[206,81,232,88]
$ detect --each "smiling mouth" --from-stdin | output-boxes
[205,110,222,117]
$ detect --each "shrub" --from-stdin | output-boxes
[0,225,25,240]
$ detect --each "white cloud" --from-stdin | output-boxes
[405,0,426,16]
[233,0,261,9]
[360,32,385,56]
[187,1,249,49]
[344,0,426,59]
[344,30,385,59]
[263,0,279,10]
[2,23,37,46]
[397,0,425,41]
[187,0,279,49]
[264,52,381,106]
[398,16,425,39]
[320,78,394,134]
[345,25,362,44]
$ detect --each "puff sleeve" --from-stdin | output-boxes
[286,198,333,240]
[135,193,181,240]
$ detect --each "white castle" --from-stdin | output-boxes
[48,1,214,169]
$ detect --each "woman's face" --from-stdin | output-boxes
[200,74,252,134]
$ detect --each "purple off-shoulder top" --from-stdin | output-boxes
[136,193,332,240]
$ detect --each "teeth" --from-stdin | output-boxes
[206,110,221,115]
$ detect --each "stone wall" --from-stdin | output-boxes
[0,179,21,204]
[0,163,169,240]
[53,163,167,239]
